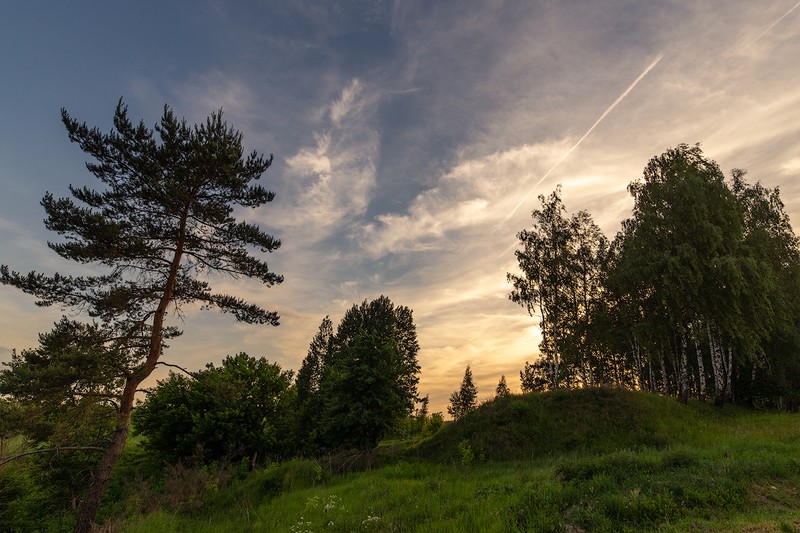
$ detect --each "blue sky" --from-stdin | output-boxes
[1,1,799,413]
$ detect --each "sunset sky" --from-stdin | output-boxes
[1,1,799,413]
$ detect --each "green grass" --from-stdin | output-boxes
[115,389,800,532]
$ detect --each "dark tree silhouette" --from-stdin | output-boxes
[448,366,478,420]
[495,375,511,398]
[295,296,421,450]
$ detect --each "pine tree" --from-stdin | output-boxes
[1,101,281,531]
[495,375,511,398]
[448,366,478,420]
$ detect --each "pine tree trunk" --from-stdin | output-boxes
[74,378,138,533]
[75,210,188,531]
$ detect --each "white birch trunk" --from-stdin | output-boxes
[678,326,690,403]
[659,351,669,395]
[691,322,706,400]
[724,344,734,403]
[631,339,645,391]
[707,321,726,407]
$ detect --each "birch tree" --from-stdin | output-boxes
[509,187,607,388]
[508,187,573,389]
[613,144,783,405]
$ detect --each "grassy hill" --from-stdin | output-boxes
[413,386,722,461]
[115,388,800,532]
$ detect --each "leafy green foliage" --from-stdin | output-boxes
[508,187,608,389]
[510,145,800,408]
[293,317,334,450]
[134,353,295,464]
[116,389,800,532]
[317,333,414,450]
[295,296,421,450]
[0,321,120,527]
[605,144,800,406]
[0,319,121,446]
[519,359,550,393]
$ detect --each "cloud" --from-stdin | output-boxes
[268,78,379,242]
[780,158,800,175]
[357,140,571,257]
[330,79,363,125]
[739,1,800,51]
[169,70,257,120]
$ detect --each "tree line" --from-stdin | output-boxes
[509,144,800,409]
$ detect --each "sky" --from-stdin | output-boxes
[1,1,799,414]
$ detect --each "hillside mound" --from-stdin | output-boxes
[413,387,729,462]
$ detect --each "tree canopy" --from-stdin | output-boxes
[508,187,607,389]
[448,366,478,420]
[134,353,295,464]
[295,296,421,450]
[510,144,800,409]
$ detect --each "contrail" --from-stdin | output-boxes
[496,52,664,230]
[742,1,800,50]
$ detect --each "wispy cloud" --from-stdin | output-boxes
[3,2,800,414]
[357,140,570,257]
[270,78,379,240]
[330,79,363,125]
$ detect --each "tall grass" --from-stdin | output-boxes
[108,389,800,531]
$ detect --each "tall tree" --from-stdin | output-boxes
[0,101,282,531]
[563,209,608,386]
[317,333,409,449]
[728,170,800,406]
[612,144,783,405]
[294,316,334,450]
[508,188,572,389]
[296,317,334,403]
[448,366,478,420]
[333,295,421,399]
[509,187,607,388]
[295,296,421,450]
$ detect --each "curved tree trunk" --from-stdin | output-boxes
[75,210,189,532]
[74,378,138,533]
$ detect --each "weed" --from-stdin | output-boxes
[458,439,474,466]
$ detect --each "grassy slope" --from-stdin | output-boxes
[122,388,800,532]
